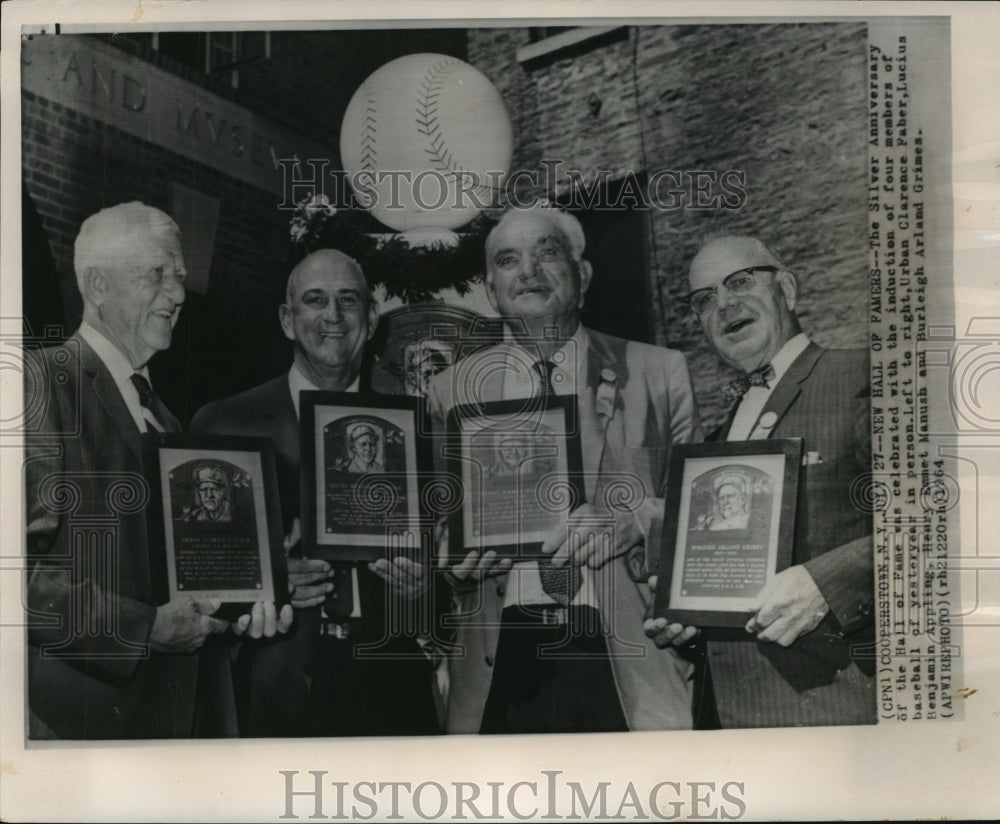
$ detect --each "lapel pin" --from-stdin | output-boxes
[758,411,778,430]
[596,369,618,419]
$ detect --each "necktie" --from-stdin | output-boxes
[130,373,180,433]
[720,363,776,406]
[538,555,583,607]
[532,359,557,398]
[322,566,356,623]
[530,358,582,605]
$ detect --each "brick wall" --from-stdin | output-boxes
[22,26,868,428]
[468,23,869,429]
[21,30,467,421]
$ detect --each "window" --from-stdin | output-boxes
[153,31,270,89]
[527,27,575,44]
[517,26,628,68]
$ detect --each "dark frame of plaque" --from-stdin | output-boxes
[654,438,802,631]
[144,433,289,623]
[446,395,584,562]
[300,391,429,562]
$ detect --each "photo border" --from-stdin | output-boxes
[1,3,997,823]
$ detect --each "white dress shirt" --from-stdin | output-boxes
[288,362,361,616]
[496,324,597,610]
[78,321,156,432]
[727,332,810,441]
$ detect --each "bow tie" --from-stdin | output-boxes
[721,364,775,405]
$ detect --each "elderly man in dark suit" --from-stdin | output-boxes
[190,249,439,737]
[645,235,875,728]
[427,206,702,734]
[25,202,238,739]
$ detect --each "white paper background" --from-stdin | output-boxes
[2,2,997,821]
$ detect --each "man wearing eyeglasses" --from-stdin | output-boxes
[646,235,875,728]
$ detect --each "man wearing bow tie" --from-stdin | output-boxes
[645,235,875,728]
[427,206,702,733]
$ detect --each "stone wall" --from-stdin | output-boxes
[468,23,869,429]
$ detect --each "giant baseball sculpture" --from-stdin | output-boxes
[340,53,514,232]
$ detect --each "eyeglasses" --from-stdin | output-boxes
[683,266,778,316]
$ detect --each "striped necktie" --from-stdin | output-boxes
[531,359,582,605]
[532,359,557,398]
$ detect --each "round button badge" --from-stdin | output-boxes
[758,411,778,430]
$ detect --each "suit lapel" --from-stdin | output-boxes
[263,376,301,462]
[76,334,144,461]
[262,376,301,463]
[582,329,627,487]
[714,404,739,442]
[453,343,513,408]
[756,342,824,436]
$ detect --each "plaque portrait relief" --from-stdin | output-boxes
[168,459,259,589]
[469,423,560,540]
[323,415,407,532]
[682,465,775,597]
[655,440,800,629]
[150,437,288,615]
[301,392,425,559]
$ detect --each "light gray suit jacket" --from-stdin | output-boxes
[426,326,702,732]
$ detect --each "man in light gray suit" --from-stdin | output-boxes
[427,206,702,734]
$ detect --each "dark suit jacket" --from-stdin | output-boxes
[707,343,876,727]
[191,375,438,737]
[25,333,200,739]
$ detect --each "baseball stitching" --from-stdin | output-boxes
[359,81,377,171]
[414,58,498,203]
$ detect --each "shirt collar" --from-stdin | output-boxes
[288,362,359,420]
[502,322,588,394]
[78,321,150,385]
[767,333,810,384]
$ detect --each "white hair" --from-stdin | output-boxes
[486,205,587,264]
[73,201,181,295]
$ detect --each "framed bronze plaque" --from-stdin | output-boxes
[144,434,289,622]
[446,395,584,561]
[654,438,802,630]
[300,391,430,562]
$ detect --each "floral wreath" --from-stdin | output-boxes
[288,195,500,304]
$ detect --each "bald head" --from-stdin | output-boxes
[280,248,378,390]
[687,235,800,373]
[688,236,786,292]
[286,249,367,305]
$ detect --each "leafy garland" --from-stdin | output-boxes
[288,195,496,304]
